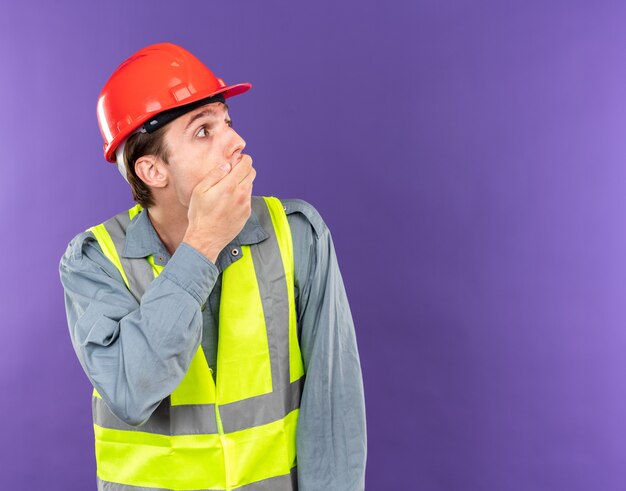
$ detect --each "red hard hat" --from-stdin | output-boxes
[97,42,251,163]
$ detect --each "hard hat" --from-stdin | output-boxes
[97,42,251,163]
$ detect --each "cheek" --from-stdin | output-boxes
[171,161,212,205]
[169,145,223,203]
[165,164,195,204]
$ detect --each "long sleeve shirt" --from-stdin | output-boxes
[59,197,367,491]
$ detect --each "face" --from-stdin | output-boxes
[160,101,246,207]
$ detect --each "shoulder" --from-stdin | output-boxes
[279,198,328,239]
[60,206,136,265]
[59,224,119,283]
[59,226,130,297]
[61,229,98,264]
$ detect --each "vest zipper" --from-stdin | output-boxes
[215,401,225,435]
[210,367,231,490]
[208,367,225,434]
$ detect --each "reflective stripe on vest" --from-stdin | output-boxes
[86,196,305,491]
[96,467,298,491]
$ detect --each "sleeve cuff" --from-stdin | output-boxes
[160,242,219,305]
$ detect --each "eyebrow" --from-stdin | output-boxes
[184,102,230,133]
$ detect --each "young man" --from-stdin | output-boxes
[59,42,366,491]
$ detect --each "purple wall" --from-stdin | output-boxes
[2,0,626,489]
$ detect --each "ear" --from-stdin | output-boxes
[134,155,168,189]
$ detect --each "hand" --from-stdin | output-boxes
[182,154,256,263]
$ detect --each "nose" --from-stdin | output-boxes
[227,128,246,162]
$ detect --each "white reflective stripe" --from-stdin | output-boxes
[93,378,303,435]
[238,467,298,491]
[93,396,218,435]
[219,378,303,433]
[97,467,298,491]
[250,197,292,392]
[102,210,155,301]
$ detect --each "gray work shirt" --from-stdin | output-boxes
[59,197,366,491]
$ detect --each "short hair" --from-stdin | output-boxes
[122,125,171,209]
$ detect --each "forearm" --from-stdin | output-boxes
[297,318,367,490]
[288,208,367,490]
[61,239,218,425]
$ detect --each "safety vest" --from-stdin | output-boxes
[86,196,305,491]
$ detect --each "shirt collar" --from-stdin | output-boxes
[122,206,270,260]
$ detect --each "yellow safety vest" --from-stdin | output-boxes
[86,196,305,491]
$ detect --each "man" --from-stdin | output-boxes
[59,42,366,491]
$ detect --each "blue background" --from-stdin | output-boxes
[2,0,626,489]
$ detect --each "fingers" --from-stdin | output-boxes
[216,154,254,191]
[239,165,256,189]
[194,162,233,193]
[226,154,253,184]
[192,154,253,197]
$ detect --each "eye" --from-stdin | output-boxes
[226,119,233,128]
[196,125,211,138]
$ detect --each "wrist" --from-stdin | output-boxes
[182,232,222,264]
